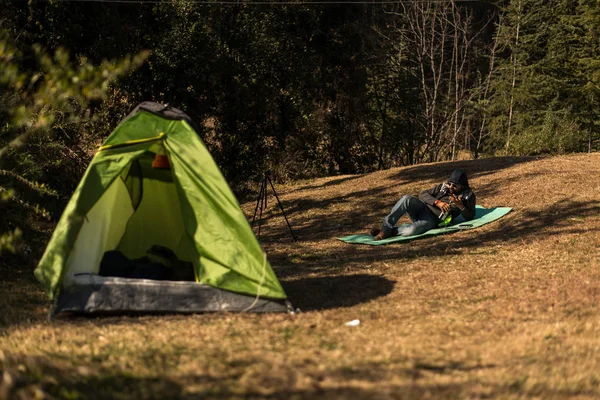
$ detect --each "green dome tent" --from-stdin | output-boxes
[35,102,288,315]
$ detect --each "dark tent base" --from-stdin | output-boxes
[52,274,288,316]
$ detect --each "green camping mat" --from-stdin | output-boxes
[337,206,512,246]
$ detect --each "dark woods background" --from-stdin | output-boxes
[1,0,599,219]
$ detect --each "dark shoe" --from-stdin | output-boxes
[370,228,381,237]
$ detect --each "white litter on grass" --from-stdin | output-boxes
[344,319,360,327]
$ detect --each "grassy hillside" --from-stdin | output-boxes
[1,154,600,399]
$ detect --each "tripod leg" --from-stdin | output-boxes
[257,178,267,240]
[267,177,298,241]
[252,178,266,228]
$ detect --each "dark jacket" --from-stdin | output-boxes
[418,171,476,221]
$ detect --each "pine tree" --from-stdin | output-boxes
[485,0,599,155]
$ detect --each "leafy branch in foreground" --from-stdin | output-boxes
[0,30,149,157]
[0,29,148,255]
[0,228,22,256]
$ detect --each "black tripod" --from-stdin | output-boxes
[251,171,297,241]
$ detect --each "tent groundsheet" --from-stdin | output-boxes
[337,206,512,246]
[54,274,287,314]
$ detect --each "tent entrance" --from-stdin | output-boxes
[109,151,196,281]
[64,151,196,284]
[117,151,194,264]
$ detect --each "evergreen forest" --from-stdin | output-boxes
[1,0,599,252]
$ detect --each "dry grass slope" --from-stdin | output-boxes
[1,153,600,399]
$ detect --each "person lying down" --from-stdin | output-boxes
[371,169,476,240]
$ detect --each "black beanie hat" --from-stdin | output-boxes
[448,169,469,188]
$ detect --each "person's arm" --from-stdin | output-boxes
[418,183,443,206]
[457,191,476,221]
[419,183,452,214]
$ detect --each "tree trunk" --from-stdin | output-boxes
[506,0,521,152]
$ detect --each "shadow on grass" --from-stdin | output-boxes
[282,274,395,311]
[238,176,363,208]
[250,185,391,242]
[0,351,185,400]
[289,175,364,192]
[0,350,461,400]
[249,156,541,243]
[389,156,541,186]
[268,199,600,277]
[4,350,597,399]
[0,259,47,331]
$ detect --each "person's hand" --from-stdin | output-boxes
[449,194,464,210]
[435,200,450,213]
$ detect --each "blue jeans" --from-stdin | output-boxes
[382,195,438,237]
